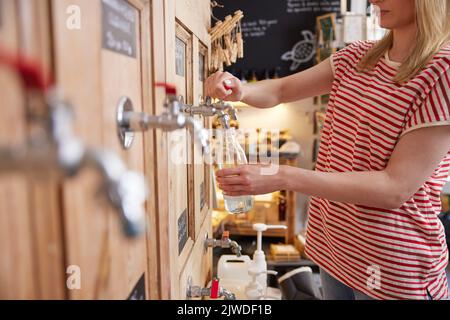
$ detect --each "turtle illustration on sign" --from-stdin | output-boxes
[281,30,316,71]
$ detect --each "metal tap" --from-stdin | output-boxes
[187,277,236,300]
[200,97,238,130]
[0,90,147,237]
[117,84,209,152]
[205,231,242,257]
[205,97,239,121]
[181,96,217,117]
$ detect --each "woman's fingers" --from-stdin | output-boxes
[219,184,249,193]
[215,73,235,99]
[205,71,239,100]
[216,175,249,185]
[216,167,242,177]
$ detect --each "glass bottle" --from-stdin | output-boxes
[217,127,254,214]
[247,69,258,83]
[240,69,248,84]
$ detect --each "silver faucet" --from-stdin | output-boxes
[181,96,217,117]
[117,84,209,152]
[205,97,239,121]
[186,277,236,300]
[199,97,238,130]
[0,90,147,237]
[205,231,242,257]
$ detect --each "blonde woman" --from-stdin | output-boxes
[206,0,450,300]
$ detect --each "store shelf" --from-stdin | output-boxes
[443,179,450,195]
[225,221,287,238]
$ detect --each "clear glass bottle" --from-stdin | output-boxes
[217,128,254,214]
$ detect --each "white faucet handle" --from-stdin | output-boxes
[267,270,278,276]
[253,223,287,232]
[266,224,288,230]
[248,268,278,277]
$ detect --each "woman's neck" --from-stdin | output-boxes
[389,23,417,63]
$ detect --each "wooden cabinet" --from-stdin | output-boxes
[0,0,213,300]
[156,0,213,299]
[51,0,153,300]
[0,0,65,300]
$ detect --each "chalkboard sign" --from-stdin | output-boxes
[214,0,341,78]
[178,209,188,255]
[200,182,206,210]
[102,0,137,58]
[127,274,146,300]
[175,37,186,76]
[0,0,3,28]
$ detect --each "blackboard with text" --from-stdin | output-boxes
[214,0,341,78]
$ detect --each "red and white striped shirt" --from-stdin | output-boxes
[305,41,450,300]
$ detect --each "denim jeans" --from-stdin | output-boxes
[319,268,440,300]
[320,268,375,300]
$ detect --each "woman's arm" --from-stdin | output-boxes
[216,125,450,209]
[205,58,334,109]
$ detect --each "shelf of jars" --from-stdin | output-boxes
[210,110,301,242]
[212,156,298,243]
[213,191,288,238]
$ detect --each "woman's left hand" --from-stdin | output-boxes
[216,165,287,196]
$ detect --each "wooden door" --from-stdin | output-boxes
[51,0,155,299]
[154,0,213,299]
[0,0,65,299]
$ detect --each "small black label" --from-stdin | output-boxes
[102,0,137,58]
[199,53,205,82]
[178,209,188,255]
[200,181,206,210]
[175,37,186,76]
[127,274,145,300]
[0,0,3,28]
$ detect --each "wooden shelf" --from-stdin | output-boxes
[224,220,287,238]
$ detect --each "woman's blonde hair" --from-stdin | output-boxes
[358,0,450,83]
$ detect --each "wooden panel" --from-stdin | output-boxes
[192,40,210,239]
[52,0,150,299]
[172,20,194,294]
[0,0,65,300]
[151,0,171,299]
[141,0,160,301]
[156,0,213,299]
[175,0,211,45]
[18,0,66,300]
[178,216,212,299]
[0,1,36,299]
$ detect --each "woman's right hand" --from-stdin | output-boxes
[205,71,244,102]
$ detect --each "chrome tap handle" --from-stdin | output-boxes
[84,149,147,237]
[186,277,236,300]
[185,116,210,153]
[204,231,242,257]
[228,106,238,121]
[220,287,236,300]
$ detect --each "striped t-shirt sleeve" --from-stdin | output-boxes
[331,41,371,80]
[402,67,450,136]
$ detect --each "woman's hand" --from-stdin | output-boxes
[205,71,243,101]
[216,165,287,196]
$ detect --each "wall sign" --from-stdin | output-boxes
[127,274,146,300]
[102,0,137,58]
[215,0,341,77]
[178,209,188,254]
[200,182,206,210]
[175,37,186,76]
[0,0,3,28]
[199,53,205,82]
